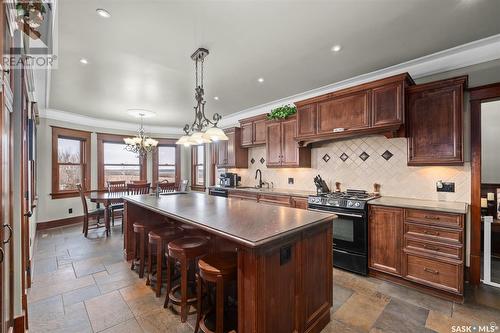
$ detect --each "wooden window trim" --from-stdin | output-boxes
[152,138,181,186]
[97,133,147,190]
[191,144,206,192]
[51,126,91,199]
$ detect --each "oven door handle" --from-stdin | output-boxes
[308,208,363,219]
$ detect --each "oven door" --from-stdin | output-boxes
[309,206,367,255]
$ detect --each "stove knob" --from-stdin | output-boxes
[354,202,361,207]
[315,198,321,203]
[333,200,339,206]
[327,199,334,205]
[347,201,353,207]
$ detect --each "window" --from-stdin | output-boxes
[51,127,91,198]
[152,139,180,185]
[97,133,147,189]
[191,144,205,191]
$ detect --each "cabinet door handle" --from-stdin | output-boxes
[424,215,440,220]
[423,267,439,275]
[3,224,12,244]
[423,244,440,251]
[424,230,439,236]
[0,247,4,264]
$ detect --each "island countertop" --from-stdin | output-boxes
[123,192,335,248]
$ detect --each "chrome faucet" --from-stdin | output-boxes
[255,169,264,188]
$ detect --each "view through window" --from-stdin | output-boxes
[103,142,141,183]
[57,138,83,191]
[193,145,205,187]
[157,145,176,182]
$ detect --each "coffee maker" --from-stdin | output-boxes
[219,173,241,187]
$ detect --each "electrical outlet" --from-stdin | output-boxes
[436,181,455,193]
[68,208,73,214]
[288,177,294,185]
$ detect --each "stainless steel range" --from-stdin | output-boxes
[308,189,380,275]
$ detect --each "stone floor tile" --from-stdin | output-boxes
[32,256,58,277]
[73,256,106,277]
[62,284,101,307]
[137,308,192,333]
[377,281,453,316]
[93,269,141,294]
[29,300,92,333]
[332,283,354,313]
[425,310,471,333]
[333,268,382,298]
[85,290,134,332]
[452,302,500,325]
[101,318,144,333]
[31,265,76,286]
[333,292,390,331]
[372,298,432,333]
[321,319,364,333]
[29,274,95,303]
[120,282,164,317]
[465,283,500,311]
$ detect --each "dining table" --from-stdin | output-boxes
[88,191,128,236]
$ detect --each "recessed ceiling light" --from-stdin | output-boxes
[80,58,89,65]
[214,96,219,100]
[331,45,342,52]
[257,78,264,83]
[96,8,111,18]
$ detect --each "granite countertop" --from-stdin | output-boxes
[208,185,316,198]
[368,196,468,214]
[124,192,335,248]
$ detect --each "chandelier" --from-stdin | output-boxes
[124,110,159,156]
[176,48,228,146]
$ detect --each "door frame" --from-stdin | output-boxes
[469,82,500,285]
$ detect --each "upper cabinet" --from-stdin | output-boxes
[239,114,267,147]
[216,127,248,168]
[295,73,414,145]
[266,116,311,168]
[406,76,467,166]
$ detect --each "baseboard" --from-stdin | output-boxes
[36,215,84,230]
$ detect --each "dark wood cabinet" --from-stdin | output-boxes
[317,90,370,134]
[295,73,413,144]
[239,114,267,147]
[216,127,248,168]
[266,116,311,168]
[406,76,467,166]
[369,206,403,276]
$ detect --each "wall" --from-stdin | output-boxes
[481,100,500,184]
[36,117,191,223]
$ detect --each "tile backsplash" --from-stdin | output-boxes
[226,135,471,203]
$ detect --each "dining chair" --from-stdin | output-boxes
[156,181,177,193]
[107,181,126,227]
[130,180,148,184]
[178,179,189,192]
[77,184,106,237]
[127,182,151,195]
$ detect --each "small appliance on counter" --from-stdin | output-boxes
[219,172,241,188]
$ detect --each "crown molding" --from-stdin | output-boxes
[219,33,500,127]
[40,108,184,135]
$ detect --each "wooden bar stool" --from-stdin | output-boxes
[146,226,184,297]
[195,252,237,333]
[131,220,166,278]
[164,236,209,323]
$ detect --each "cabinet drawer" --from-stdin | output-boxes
[405,237,462,261]
[405,254,462,294]
[259,194,292,206]
[228,191,258,201]
[405,209,463,228]
[405,223,462,244]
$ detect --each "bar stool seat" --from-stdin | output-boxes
[196,252,237,333]
[131,220,167,278]
[146,226,184,297]
[164,236,209,323]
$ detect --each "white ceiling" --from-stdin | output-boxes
[49,0,500,127]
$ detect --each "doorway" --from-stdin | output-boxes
[470,83,500,286]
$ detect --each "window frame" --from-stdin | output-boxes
[152,139,181,186]
[97,133,147,190]
[51,126,91,199]
[191,144,206,192]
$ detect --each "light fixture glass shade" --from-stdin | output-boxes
[188,132,211,145]
[202,127,228,142]
[176,135,191,146]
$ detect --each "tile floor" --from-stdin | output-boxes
[29,222,500,333]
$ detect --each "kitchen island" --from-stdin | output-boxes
[123,192,335,333]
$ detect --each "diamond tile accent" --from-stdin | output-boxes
[381,150,394,161]
[250,158,255,164]
[359,152,370,161]
[322,154,331,163]
[340,153,349,162]
[260,157,265,164]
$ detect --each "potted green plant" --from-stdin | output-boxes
[267,105,297,120]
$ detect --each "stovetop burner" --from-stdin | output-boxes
[308,189,380,210]
[319,189,377,200]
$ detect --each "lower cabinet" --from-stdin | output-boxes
[369,205,465,300]
[226,190,309,209]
